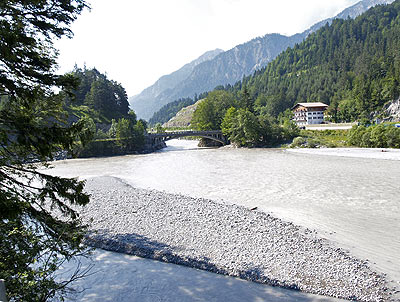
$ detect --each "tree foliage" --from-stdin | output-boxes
[192,91,236,130]
[0,0,88,99]
[221,109,298,147]
[68,67,130,121]
[224,109,260,147]
[219,1,400,122]
[0,1,93,301]
[348,124,400,148]
[194,88,298,147]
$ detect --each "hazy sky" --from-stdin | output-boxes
[55,0,360,97]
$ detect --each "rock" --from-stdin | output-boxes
[78,176,395,302]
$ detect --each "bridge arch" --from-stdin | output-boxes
[165,134,226,145]
[147,130,228,147]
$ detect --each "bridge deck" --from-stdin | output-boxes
[147,130,227,145]
[148,130,223,138]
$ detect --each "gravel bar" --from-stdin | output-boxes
[80,176,396,301]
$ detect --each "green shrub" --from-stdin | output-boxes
[386,127,400,148]
[95,129,108,139]
[370,125,387,148]
[348,125,366,146]
[76,139,141,158]
[307,138,320,148]
[325,142,337,148]
[291,136,306,148]
[348,124,400,148]
[361,130,372,147]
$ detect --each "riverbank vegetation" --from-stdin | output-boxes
[291,130,349,148]
[288,124,400,149]
[60,68,148,156]
[190,89,299,147]
[76,116,147,157]
[348,124,400,148]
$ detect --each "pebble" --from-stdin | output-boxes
[77,176,396,302]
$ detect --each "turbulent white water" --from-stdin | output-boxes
[48,140,400,287]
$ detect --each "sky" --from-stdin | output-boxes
[55,0,360,97]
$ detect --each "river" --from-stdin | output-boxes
[48,139,400,287]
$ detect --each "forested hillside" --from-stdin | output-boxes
[190,0,400,147]
[142,0,393,122]
[225,0,400,121]
[149,92,208,125]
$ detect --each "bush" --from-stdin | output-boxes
[386,127,400,148]
[307,138,320,148]
[75,139,141,158]
[95,129,108,139]
[370,125,387,148]
[348,124,400,148]
[361,130,372,147]
[281,120,300,140]
[291,136,307,148]
[348,125,367,146]
[325,142,337,148]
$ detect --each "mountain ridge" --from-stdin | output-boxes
[131,0,394,120]
[129,49,223,119]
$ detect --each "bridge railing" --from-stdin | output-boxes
[148,130,223,137]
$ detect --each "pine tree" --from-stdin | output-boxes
[0,1,93,301]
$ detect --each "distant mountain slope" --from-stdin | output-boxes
[224,0,400,121]
[131,0,394,120]
[163,99,204,128]
[129,49,223,120]
[303,0,395,36]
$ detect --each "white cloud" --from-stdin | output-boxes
[55,0,359,97]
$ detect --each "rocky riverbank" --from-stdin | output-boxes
[286,147,400,161]
[79,176,396,301]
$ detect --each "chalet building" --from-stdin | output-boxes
[292,102,329,125]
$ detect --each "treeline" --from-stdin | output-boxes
[76,117,147,157]
[348,124,400,148]
[149,92,208,125]
[215,0,400,122]
[192,90,299,147]
[63,67,147,154]
[66,67,130,121]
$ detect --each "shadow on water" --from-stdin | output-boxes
[159,146,218,153]
[159,145,204,152]
[62,230,345,302]
[157,139,220,153]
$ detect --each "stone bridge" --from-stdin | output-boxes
[146,130,227,149]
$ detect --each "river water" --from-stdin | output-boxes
[48,140,400,286]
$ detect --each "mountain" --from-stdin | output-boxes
[163,99,204,128]
[185,0,400,149]
[303,0,395,36]
[224,0,400,121]
[129,49,223,120]
[131,0,394,120]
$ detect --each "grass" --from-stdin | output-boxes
[292,129,350,148]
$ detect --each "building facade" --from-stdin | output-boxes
[292,102,329,125]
